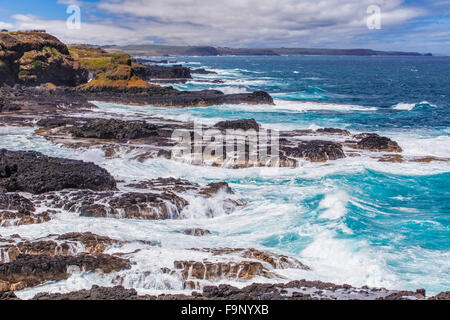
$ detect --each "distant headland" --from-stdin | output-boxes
[104,44,432,57]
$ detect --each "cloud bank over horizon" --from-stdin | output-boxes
[0,0,449,53]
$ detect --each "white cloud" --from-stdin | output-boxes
[10,14,147,45]
[95,0,425,46]
[0,21,13,30]
[6,0,426,47]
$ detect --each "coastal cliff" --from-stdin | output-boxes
[0,32,272,107]
[0,31,88,86]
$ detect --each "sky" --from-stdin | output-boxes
[0,0,449,53]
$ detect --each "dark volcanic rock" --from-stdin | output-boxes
[0,291,20,300]
[28,280,439,301]
[70,119,159,140]
[214,119,260,131]
[0,210,51,227]
[355,134,402,152]
[36,117,81,128]
[0,93,21,113]
[35,190,189,220]
[56,232,118,255]
[133,63,192,80]
[0,193,35,213]
[0,193,49,226]
[33,285,139,300]
[0,253,130,291]
[81,192,188,219]
[126,177,200,193]
[0,149,116,194]
[222,91,273,105]
[282,140,345,162]
[191,68,217,75]
[200,182,234,197]
[316,128,350,135]
[429,291,450,300]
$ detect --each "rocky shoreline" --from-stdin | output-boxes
[1,31,448,300]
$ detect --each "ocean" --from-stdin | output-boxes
[1,55,449,297]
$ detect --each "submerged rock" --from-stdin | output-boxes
[179,228,212,236]
[0,149,117,194]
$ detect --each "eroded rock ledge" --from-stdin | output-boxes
[0,253,130,292]
[30,116,432,168]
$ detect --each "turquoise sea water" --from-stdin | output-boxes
[1,56,449,295]
[148,56,450,293]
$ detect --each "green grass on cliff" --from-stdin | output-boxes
[69,45,149,89]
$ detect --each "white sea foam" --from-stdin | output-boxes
[393,102,416,111]
[318,191,349,220]
[389,132,450,158]
[300,230,399,289]
[393,101,438,111]
[273,100,378,112]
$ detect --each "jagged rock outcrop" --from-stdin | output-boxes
[214,119,261,131]
[28,280,444,300]
[174,260,274,282]
[133,63,192,80]
[355,133,402,152]
[0,232,119,263]
[33,180,243,220]
[33,285,140,300]
[429,291,450,300]
[0,31,88,86]
[0,193,51,226]
[282,140,345,162]
[0,210,52,227]
[316,128,351,135]
[0,149,117,194]
[0,290,20,300]
[191,68,217,75]
[70,119,159,140]
[168,248,309,288]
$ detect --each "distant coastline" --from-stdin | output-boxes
[103,44,432,57]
